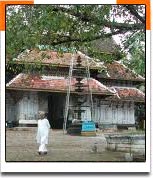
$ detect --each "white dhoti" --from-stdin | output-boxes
[39,143,47,152]
[38,134,48,152]
[36,118,50,154]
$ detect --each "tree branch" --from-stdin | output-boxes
[124,5,145,24]
[41,29,125,46]
[52,6,145,31]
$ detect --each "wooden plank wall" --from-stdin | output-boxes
[6,92,16,122]
[76,98,135,125]
[92,99,135,125]
[6,91,135,126]
[16,91,38,120]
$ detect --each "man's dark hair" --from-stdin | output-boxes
[45,112,48,118]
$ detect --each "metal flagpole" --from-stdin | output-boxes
[63,53,75,134]
[86,56,94,121]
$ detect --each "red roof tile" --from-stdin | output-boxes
[108,87,145,102]
[6,73,113,95]
[12,50,145,82]
[12,49,103,69]
[98,61,145,81]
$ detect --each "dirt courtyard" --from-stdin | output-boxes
[6,128,125,162]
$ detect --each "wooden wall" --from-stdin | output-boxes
[6,92,16,122]
[16,91,38,120]
[6,91,135,126]
[92,100,135,125]
[72,98,135,125]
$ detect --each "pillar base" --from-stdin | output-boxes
[67,121,97,136]
[67,123,82,135]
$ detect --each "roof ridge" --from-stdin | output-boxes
[114,61,145,80]
[6,73,23,87]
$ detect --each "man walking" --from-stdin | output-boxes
[36,111,50,155]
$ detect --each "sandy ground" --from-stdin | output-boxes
[6,128,126,162]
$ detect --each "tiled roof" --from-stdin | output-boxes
[6,73,114,95]
[108,87,145,102]
[12,49,103,69]
[12,50,145,82]
[97,61,145,82]
[6,74,145,102]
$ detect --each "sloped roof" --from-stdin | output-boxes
[107,87,145,102]
[12,49,103,70]
[11,49,145,82]
[97,61,145,82]
[6,73,145,102]
[90,38,120,54]
[6,73,114,95]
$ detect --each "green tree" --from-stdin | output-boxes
[121,31,145,77]
[6,5,145,75]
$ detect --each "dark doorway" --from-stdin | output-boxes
[48,93,65,129]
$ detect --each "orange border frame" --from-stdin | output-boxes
[117,0,150,30]
[0,1,150,30]
[0,0,34,31]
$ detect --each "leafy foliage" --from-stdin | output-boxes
[6,5,145,76]
[121,31,145,77]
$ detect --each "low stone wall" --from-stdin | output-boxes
[98,124,117,132]
[98,124,136,132]
[105,135,145,155]
[18,120,37,127]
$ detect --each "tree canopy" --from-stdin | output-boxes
[6,4,145,76]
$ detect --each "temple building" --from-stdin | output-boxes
[6,49,145,130]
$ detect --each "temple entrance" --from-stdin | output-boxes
[48,93,65,129]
